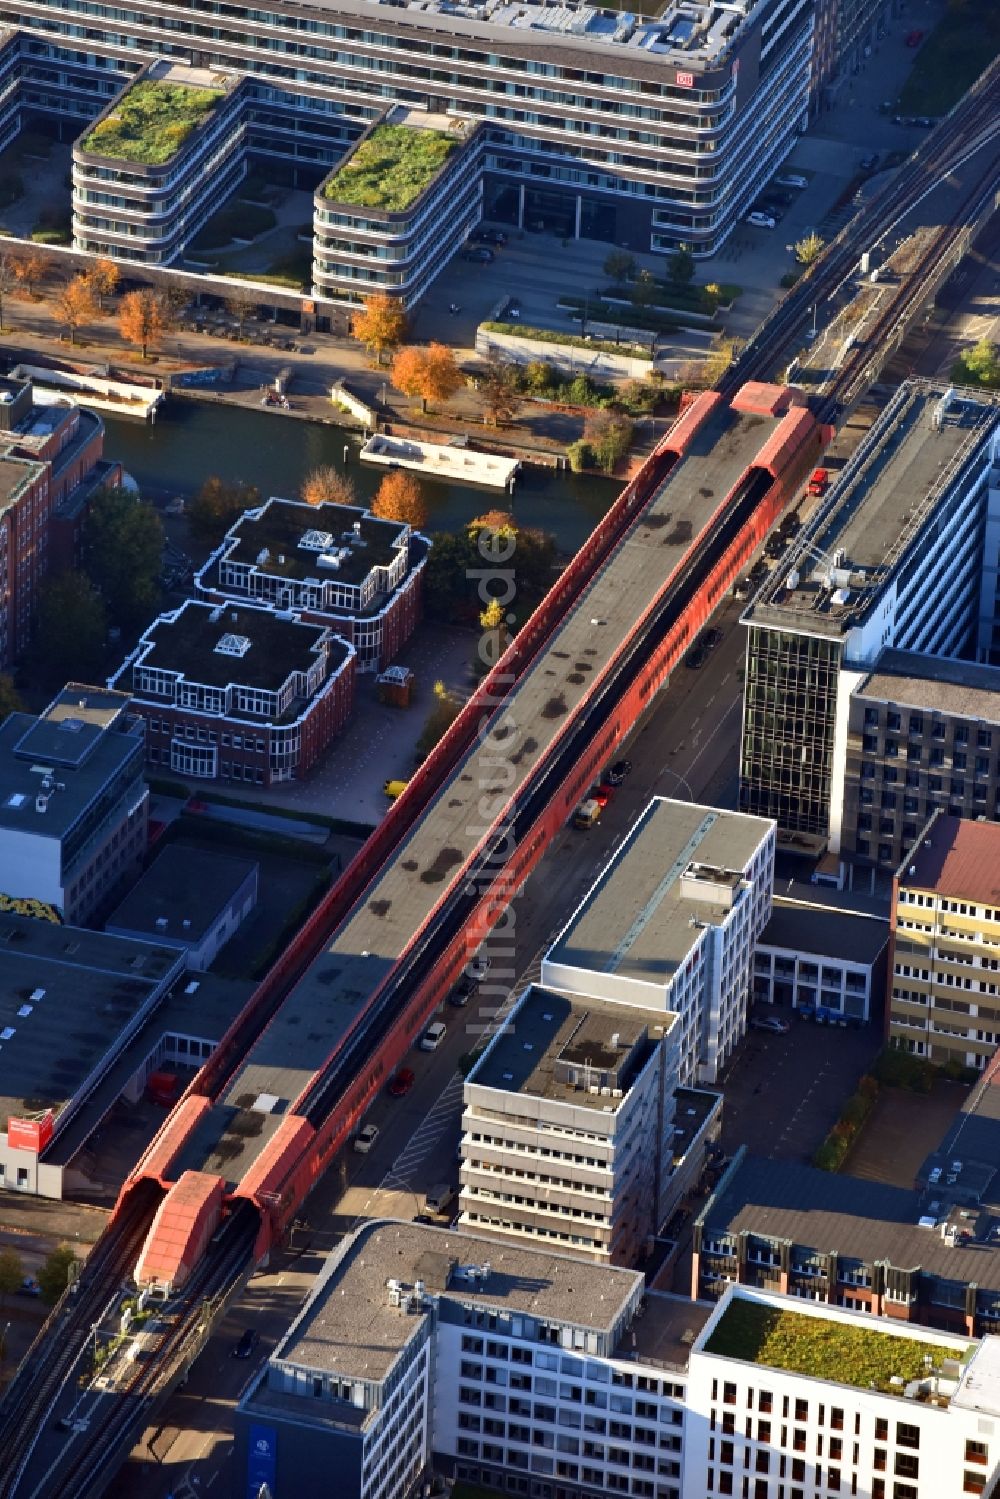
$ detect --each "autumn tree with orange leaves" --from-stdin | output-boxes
[11,245,52,300]
[55,275,97,346]
[300,465,357,508]
[350,292,406,365]
[85,256,121,311]
[118,288,169,360]
[371,470,427,530]
[390,342,464,413]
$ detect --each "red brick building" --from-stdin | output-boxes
[0,375,121,661]
[195,497,428,673]
[109,600,355,786]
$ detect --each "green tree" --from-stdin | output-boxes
[524,360,555,394]
[0,1247,23,1306]
[83,486,163,629]
[37,1245,77,1305]
[34,572,108,684]
[794,232,826,268]
[467,514,556,599]
[603,249,636,286]
[955,337,1000,389]
[584,408,634,474]
[0,673,22,721]
[187,476,260,546]
[423,530,478,622]
[630,269,659,309]
[668,245,695,285]
[416,679,463,760]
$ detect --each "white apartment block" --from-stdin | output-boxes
[686,1287,1000,1499]
[542,798,775,1085]
[233,1226,1000,1499]
[459,985,710,1265]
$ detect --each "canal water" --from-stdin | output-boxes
[103,398,618,553]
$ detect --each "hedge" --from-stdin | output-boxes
[813,1074,879,1172]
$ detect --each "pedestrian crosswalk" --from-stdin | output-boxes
[378,932,558,1193]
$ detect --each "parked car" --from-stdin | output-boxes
[913,116,936,128]
[701,627,723,652]
[859,152,879,171]
[462,246,495,264]
[383,778,409,799]
[470,227,507,246]
[807,467,830,496]
[18,1277,40,1297]
[606,759,633,785]
[388,1067,415,1098]
[766,533,787,559]
[780,511,801,537]
[753,203,784,222]
[573,798,602,829]
[774,173,808,190]
[749,559,770,583]
[420,1021,447,1052]
[684,642,708,669]
[467,951,490,980]
[449,974,479,1007]
[233,1328,260,1359]
[751,1016,790,1035]
[354,1123,380,1153]
[904,28,924,46]
[746,211,776,230]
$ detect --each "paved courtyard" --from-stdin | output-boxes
[249,620,478,824]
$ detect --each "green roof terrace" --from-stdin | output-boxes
[321,113,468,213]
[79,61,230,166]
[704,1297,969,1398]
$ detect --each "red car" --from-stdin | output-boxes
[588,785,613,809]
[905,28,924,46]
[807,468,829,497]
[388,1067,415,1098]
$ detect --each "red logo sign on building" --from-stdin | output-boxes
[7,1112,54,1154]
[675,70,695,88]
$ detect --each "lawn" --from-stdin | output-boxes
[323,124,459,211]
[82,80,224,165]
[705,1299,964,1394]
[897,0,1000,115]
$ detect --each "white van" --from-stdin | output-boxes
[420,1021,447,1052]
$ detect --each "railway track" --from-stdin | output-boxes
[2,58,999,1499]
[727,54,1000,393]
[0,1181,163,1499]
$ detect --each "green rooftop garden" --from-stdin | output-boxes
[705,1299,965,1395]
[323,124,459,211]
[81,80,224,165]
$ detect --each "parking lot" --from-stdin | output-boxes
[720,1015,881,1166]
[845,1080,969,1190]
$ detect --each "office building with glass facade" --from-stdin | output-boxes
[2,0,813,263]
[739,383,1000,849]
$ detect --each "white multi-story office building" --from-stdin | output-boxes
[0,683,147,925]
[459,984,719,1265]
[233,1225,1000,1499]
[72,60,249,266]
[541,798,775,1086]
[4,0,813,263]
[740,382,1000,847]
[687,1287,1000,1499]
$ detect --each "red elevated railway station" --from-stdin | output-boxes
[120,382,828,1288]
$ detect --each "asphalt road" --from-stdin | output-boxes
[105,573,753,1499]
